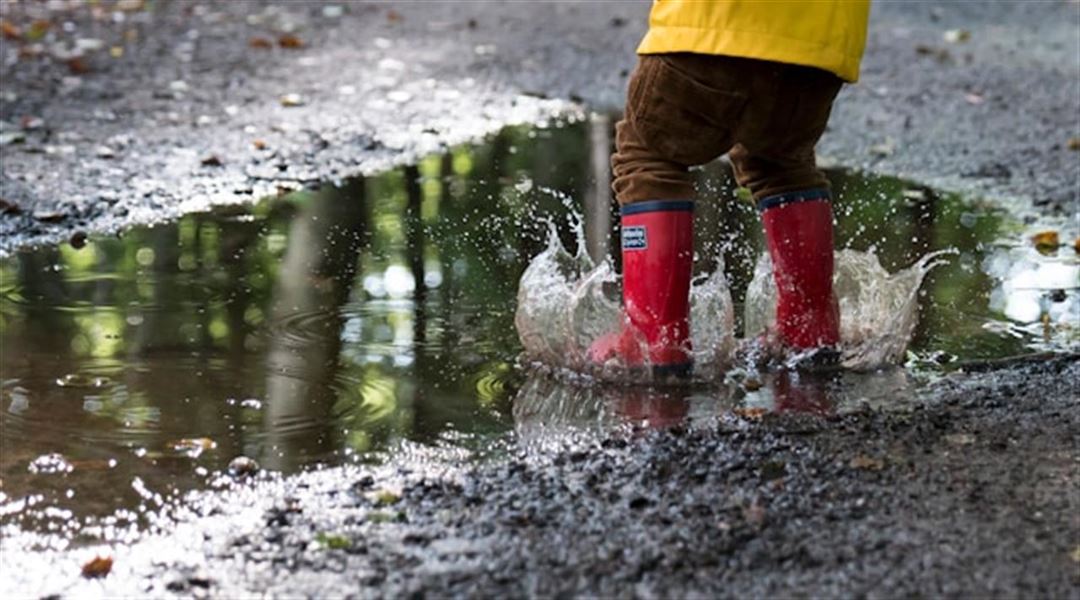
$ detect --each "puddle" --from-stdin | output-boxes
[1,120,1077,539]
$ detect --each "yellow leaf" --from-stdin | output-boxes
[1031,231,1059,255]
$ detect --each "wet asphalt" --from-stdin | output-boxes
[1,1,1079,597]
[1,1,1078,254]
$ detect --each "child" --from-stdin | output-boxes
[588,0,871,377]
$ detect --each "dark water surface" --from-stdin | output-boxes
[1,121,1076,535]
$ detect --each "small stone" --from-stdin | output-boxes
[69,231,88,249]
[228,456,260,477]
[94,145,116,159]
[33,210,66,223]
[869,138,896,158]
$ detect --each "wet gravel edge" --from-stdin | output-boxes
[4,356,1077,598]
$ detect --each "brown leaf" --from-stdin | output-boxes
[248,36,273,49]
[81,555,113,579]
[0,19,22,41]
[850,455,884,471]
[27,19,51,41]
[252,139,268,150]
[278,34,304,49]
[742,378,763,392]
[170,437,217,457]
[66,57,91,75]
[1067,137,1080,151]
[733,407,768,420]
[1031,231,1059,255]
[387,9,403,22]
[1073,237,1080,255]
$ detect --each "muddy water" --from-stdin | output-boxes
[1,121,1077,536]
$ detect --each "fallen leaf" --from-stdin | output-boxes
[315,533,351,549]
[371,489,401,506]
[66,57,91,75]
[200,155,223,167]
[109,46,124,58]
[27,19,51,41]
[278,34,304,49]
[742,378,763,392]
[70,231,88,249]
[170,437,217,458]
[81,555,113,579]
[367,510,405,524]
[252,139,268,150]
[116,0,145,11]
[1067,137,1080,151]
[248,36,273,49]
[280,93,305,107]
[1073,237,1080,255]
[0,19,22,41]
[1031,231,1059,255]
[850,455,884,471]
[915,45,951,62]
[733,407,768,420]
[387,9,403,22]
[943,29,971,43]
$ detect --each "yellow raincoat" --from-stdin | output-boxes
[637,0,871,82]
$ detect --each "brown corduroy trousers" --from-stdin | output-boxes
[612,53,844,204]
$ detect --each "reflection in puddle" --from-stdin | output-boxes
[0,120,1077,539]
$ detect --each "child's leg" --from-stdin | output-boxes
[729,66,845,349]
[592,55,743,375]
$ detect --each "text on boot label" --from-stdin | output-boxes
[622,226,647,250]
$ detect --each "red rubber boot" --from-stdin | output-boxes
[587,200,694,378]
[759,189,840,349]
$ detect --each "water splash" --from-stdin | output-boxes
[514,220,737,381]
[516,218,948,379]
[745,249,953,370]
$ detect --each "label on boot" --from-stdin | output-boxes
[622,226,647,250]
